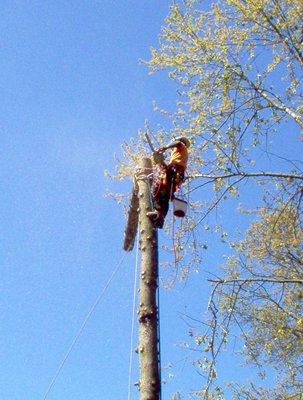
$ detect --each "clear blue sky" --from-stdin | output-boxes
[0,2,200,399]
[0,1,301,400]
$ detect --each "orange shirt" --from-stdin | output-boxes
[169,142,188,168]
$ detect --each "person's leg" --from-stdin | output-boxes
[148,166,169,228]
[166,164,176,199]
[168,164,185,197]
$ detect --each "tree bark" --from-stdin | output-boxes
[123,182,139,252]
[137,157,160,400]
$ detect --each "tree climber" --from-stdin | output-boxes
[148,136,190,228]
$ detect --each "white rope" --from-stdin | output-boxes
[127,237,140,400]
[42,252,127,400]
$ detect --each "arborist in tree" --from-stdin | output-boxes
[148,136,190,228]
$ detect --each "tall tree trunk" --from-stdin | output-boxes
[137,157,160,400]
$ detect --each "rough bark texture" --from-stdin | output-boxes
[123,182,139,251]
[137,157,160,400]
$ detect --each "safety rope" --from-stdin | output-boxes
[152,165,166,199]
[146,176,155,211]
[157,265,162,400]
[170,177,179,273]
[134,167,154,211]
[127,237,140,400]
[42,252,127,400]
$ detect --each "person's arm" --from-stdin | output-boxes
[159,140,181,152]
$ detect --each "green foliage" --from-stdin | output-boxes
[209,204,303,396]
[145,0,303,178]
[115,0,303,397]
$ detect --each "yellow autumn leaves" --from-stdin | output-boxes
[246,206,302,261]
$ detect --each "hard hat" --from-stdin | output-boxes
[175,136,190,148]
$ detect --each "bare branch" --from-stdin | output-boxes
[233,67,303,128]
[209,277,303,285]
[189,171,303,181]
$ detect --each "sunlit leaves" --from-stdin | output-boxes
[215,204,303,392]
[113,2,303,394]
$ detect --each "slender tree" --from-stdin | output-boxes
[136,157,160,400]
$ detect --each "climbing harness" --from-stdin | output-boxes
[143,133,188,230]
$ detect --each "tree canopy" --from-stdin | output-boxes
[117,0,303,398]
